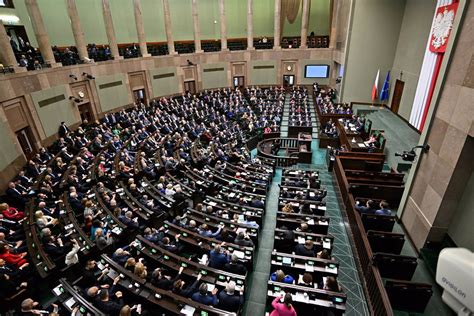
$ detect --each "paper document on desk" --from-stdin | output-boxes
[180,305,196,316]
[307,219,315,225]
[233,250,245,259]
[297,237,306,244]
[358,143,366,147]
[52,285,63,296]
[323,240,331,249]
[208,201,217,206]
[309,192,315,197]
[305,264,314,272]
[64,297,76,310]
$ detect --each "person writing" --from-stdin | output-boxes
[270,292,297,316]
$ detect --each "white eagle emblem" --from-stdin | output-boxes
[431,8,455,49]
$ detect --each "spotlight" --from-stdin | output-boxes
[395,145,430,162]
[82,72,95,80]
[187,59,194,66]
[69,74,78,80]
[69,96,81,103]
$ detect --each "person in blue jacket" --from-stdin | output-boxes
[191,283,218,306]
[271,270,294,284]
[209,244,230,269]
[375,201,392,216]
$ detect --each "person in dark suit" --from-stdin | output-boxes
[295,240,316,257]
[5,182,28,208]
[209,244,229,269]
[43,236,65,259]
[223,254,247,275]
[355,199,376,214]
[217,281,244,312]
[118,211,139,229]
[191,283,218,306]
[234,232,254,247]
[58,122,70,137]
[375,201,392,216]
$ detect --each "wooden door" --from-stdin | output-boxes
[390,80,404,114]
[16,128,36,160]
[184,81,196,94]
[233,76,245,88]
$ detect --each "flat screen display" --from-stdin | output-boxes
[305,65,330,78]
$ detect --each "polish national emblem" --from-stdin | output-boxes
[430,3,458,53]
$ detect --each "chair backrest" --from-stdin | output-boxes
[367,230,405,255]
[372,253,417,280]
[385,280,433,313]
[361,213,395,232]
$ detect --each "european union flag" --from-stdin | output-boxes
[380,71,390,102]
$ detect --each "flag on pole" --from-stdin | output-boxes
[371,69,380,101]
[380,71,390,102]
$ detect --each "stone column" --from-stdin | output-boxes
[300,0,310,48]
[132,0,150,57]
[0,21,26,72]
[219,0,228,51]
[329,0,340,49]
[25,0,61,67]
[191,0,202,53]
[273,0,281,49]
[247,0,254,50]
[101,0,121,59]
[162,0,176,55]
[66,0,88,61]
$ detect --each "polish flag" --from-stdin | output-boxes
[371,69,380,101]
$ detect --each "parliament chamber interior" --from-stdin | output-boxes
[0,0,472,315]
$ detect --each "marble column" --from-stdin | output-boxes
[24,0,61,67]
[329,0,340,49]
[247,0,254,50]
[219,0,228,51]
[191,0,202,53]
[66,0,88,61]
[162,0,176,55]
[101,0,121,59]
[133,0,150,57]
[300,0,310,48]
[0,21,26,72]
[273,0,281,49]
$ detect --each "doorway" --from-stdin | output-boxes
[184,80,197,94]
[5,25,29,54]
[78,103,93,123]
[233,76,245,89]
[391,79,404,114]
[16,127,36,160]
[132,89,146,105]
[283,75,295,87]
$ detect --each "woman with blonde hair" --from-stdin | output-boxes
[0,203,25,221]
[134,262,147,279]
[35,210,56,229]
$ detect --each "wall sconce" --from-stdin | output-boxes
[69,74,78,80]
[287,65,292,71]
[82,72,95,80]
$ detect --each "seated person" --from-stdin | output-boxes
[234,231,254,247]
[95,286,124,314]
[355,199,377,214]
[297,273,314,287]
[295,240,316,257]
[271,269,294,284]
[322,276,343,292]
[191,283,218,306]
[172,273,202,298]
[223,254,247,275]
[217,281,245,312]
[209,244,229,269]
[375,201,392,216]
[0,203,25,222]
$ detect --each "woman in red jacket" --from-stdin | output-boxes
[0,245,28,268]
[270,292,297,316]
[0,203,25,221]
